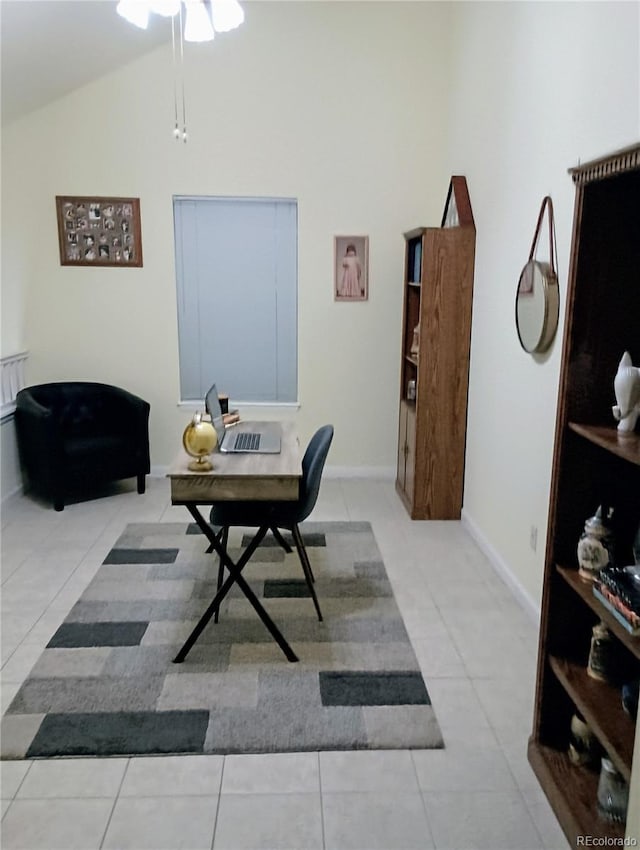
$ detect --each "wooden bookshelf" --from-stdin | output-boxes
[529,144,640,846]
[396,177,475,519]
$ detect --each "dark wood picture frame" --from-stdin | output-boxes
[56,195,143,267]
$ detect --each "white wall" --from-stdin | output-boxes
[2,1,639,610]
[447,1,639,605]
[0,1,453,471]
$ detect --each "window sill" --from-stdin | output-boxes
[178,401,301,412]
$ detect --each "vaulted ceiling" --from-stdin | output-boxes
[1,1,172,125]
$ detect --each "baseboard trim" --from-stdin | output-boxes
[461,507,540,625]
[324,465,395,479]
[1,412,24,505]
[1,482,24,504]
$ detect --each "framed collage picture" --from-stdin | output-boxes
[55,196,143,267]
[334,235,369,301]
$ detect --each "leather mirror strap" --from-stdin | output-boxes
[528,195,558,275]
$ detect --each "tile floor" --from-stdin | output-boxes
[1,477,570,849]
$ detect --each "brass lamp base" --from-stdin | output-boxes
[188,457,213,472]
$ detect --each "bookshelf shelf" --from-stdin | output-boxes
[557,566,640,660]
[549,655,635,780]
[568,422,640,466]
[528,741,626,842]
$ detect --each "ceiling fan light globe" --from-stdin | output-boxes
[210,0,244,33]
[116,0,150,29]
[149,0,181,17]
[184,1,215,42]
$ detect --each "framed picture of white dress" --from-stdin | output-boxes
[334,235,369,301]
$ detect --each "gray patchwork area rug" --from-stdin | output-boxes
[2,521,444,759]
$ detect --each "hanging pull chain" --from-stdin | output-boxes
[171,7,188,143]
[171,15,180,140]
[179,3,187,143]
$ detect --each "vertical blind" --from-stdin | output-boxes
[174,196,298,403]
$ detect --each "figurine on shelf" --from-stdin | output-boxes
[587,620,617,683]
[410,325,420,358]
[577,505,614,582]
[568,712,600,768]
[612,351,640,433]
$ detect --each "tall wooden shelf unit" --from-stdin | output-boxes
[396,176,476,519]
[528,144,640,845]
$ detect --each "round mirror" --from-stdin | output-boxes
[515,259,560,353]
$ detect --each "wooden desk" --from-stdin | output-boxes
[168,422,301,503]
[167,422,302,663]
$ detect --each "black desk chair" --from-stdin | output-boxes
[208,424,334,623]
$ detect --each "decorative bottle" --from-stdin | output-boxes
[596,757,629,823]
[577,505,614,582]
[568,713,600,767]
[587,621,617,683]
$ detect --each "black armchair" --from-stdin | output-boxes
[15,381,150,511]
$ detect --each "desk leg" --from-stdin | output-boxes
[174,508,299,664]
[271,527,293,553]
[214,526,228,625]
[228,558,299,662]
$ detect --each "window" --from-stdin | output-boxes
[173,196,298,403]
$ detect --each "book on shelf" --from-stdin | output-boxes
[593,568,640,635]
[593,586,640,635]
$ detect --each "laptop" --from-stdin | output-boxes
[204,384,281,454]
